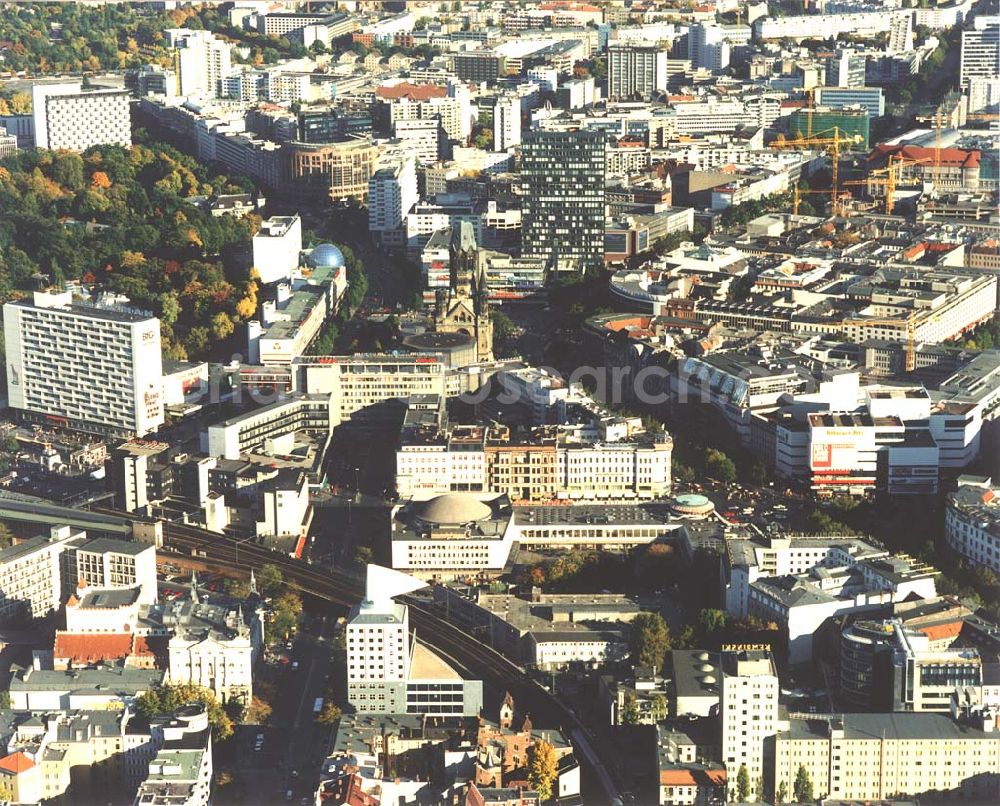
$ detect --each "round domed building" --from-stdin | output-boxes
[391,493,514,578]
[307,243,346,270]
[669,493,716,519]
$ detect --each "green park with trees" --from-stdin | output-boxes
[0,138,324,362]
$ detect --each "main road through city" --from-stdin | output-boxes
[89,510,623,804]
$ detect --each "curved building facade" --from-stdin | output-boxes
[289,139,379,202]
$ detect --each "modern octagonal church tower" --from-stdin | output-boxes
[346,565,483,716]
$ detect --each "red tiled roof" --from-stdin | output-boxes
[0,753,35,774]
[376,82,447,101]
[54,632,132,664]
[918,621,963,642]
[605,316,653,332]
[661,769,697,786]
[660,768,727,786]
[132,635,157,656]
[320,773,378,806]
[463,783,486,806]
[871,144,981,169]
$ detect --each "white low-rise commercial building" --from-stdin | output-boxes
[945,475,1000,574]
[724,533,939,665]
[206,394,334,460]
[433,585,641,670]
[390,494,514,578]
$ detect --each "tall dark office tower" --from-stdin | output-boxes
[520,128,607,274]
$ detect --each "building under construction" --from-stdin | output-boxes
[789,107,870,149]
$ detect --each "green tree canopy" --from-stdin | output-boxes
[136,683,233,742]
[737,763,751,802]
[628,612,671,671]
[793,764,814,803]
[527,739,558,802]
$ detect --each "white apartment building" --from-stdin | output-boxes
[968,75,1000,112]
[960,18,1000,89]
[71,537,158,606]
[254,469,310,539]
[888,12,913,53]
[300,353,449,425]
[492,93,522,152]
[347,569,413,713]
[670,100,748,135]
[368,156,418,249]
[0,526,78,625]
[393,117,443,164]
[166,29,233,98]
[266,71,311,104]
[114,440,171,513]
[383,94,470,143]
[720,650,779,802]
[754,11,907,41]
[945,476,1000,574]
[4,290,164,439]
[688,24,731,73]
[773,713,1000,802]
[608,44,669,100]
[558,439,673,500]
[252,215,302,285]
[31,82,131,152]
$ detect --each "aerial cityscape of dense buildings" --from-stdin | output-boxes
[0,0,998,804]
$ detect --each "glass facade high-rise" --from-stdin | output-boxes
[520,128,607,273]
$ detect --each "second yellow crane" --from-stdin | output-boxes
[772,127,864,217]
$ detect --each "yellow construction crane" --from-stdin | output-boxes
[771,127,864,217]
[792,184,850,216]
[844,153,938,215]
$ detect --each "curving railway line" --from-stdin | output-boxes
[89,511,623,804]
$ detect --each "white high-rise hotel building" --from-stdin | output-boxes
[31,82,131,152]
[3,290,164,439]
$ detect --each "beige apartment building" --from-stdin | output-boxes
[773,713,1000,802]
